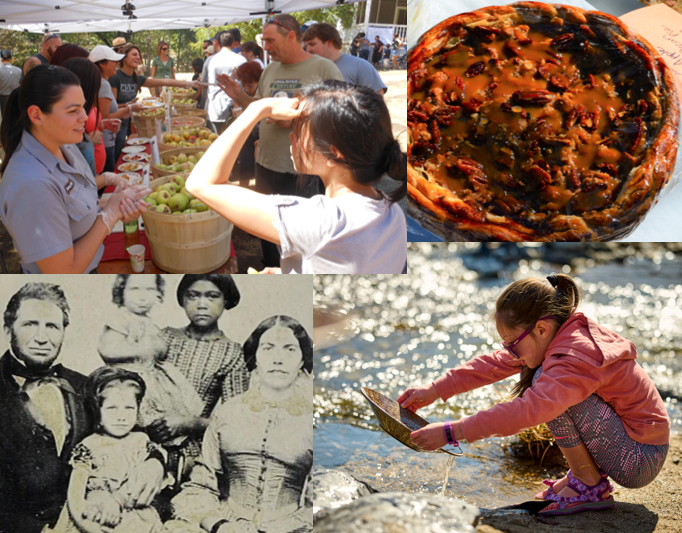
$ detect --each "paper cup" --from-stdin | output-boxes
[127,244,145,273]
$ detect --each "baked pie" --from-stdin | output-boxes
[407,2,679,241]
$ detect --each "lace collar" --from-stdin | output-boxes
[241,371,312,417]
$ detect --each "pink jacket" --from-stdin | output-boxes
[433,313,670,445]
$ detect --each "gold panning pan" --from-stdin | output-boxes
[360,387,463,457]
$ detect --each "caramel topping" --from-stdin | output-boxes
[408,22,658,223]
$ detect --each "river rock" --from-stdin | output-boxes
[312,468,376,516]
[314,492,480,533]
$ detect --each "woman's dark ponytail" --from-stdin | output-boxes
[296,80,406,203]
[0,65,80,174]
[0,88,23,174]
[384,141,406,203]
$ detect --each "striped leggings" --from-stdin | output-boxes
[532,367,668,489]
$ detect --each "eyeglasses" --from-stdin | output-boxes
[502,316,556,359]
[266,16,292,33]
[161,47,168,51]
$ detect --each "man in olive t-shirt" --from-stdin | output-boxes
[218,14,343,267]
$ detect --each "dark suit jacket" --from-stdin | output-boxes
[0,352,91,533]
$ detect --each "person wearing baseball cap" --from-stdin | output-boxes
[89,45,142,172]
[0,49,22,114]
[23,33,62,75]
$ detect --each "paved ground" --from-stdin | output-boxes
[0,68,406,273]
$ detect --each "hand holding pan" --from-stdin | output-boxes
[360,387,463,457]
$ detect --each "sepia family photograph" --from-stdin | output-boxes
[0,274,313,533]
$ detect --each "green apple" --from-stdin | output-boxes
[172,211,184,216]
[187,156,196,164]
[177,153,188,164]
[173,175,186,189]
[182,208,198,214]
[153,204,171,214]
[163,183,178,195]
[168,193,189,212]
[179,186,195,201]
[156,190,172,205]
[169,155,178,164]
[171,163,182,173]
[208,133,218,141]
[180,162,190,171]
[155,185,166,193]
[189,199,209,212]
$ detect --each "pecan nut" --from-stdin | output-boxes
[513,90,554,106]
[465,61,486,78]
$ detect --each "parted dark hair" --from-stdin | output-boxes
[302,23,343,50]
[243,315,313,374]
[0,65,81,174]
[49,43,89,66]
[176,274,240,310]
[494,274,582,398]
[62,57,101,116]
[218,32,235,49]
[112,274,166,307]
[294,80,406,203]
[4,282,71,330]
[241,41,263,61]
[85,366,146,427]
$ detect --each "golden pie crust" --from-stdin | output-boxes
[407,2,680,241]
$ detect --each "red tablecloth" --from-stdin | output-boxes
[101,139,236,265]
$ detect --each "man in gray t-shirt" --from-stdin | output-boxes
[302,23,387,95]
[0,50,22,115]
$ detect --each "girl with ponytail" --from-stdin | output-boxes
[398,274,669,517]
[185,79,406,274]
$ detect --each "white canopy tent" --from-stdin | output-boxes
[0,0,362,33]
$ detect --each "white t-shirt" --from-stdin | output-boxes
[271,189,407,274]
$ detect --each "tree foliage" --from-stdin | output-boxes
[0,4,358,72]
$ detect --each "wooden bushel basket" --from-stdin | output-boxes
[169,115,206,130]
[131,111,164,138]
[141,175,233,273]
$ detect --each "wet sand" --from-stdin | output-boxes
[480,433,682,533]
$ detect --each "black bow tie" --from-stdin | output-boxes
[5,355,74,394]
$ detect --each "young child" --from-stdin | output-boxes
[49,367,165,533]
[398,274,670,517]
[97,275,204,446]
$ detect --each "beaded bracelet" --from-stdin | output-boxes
[443,421,459,447]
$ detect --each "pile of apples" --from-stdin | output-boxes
[172,98,196,105]
[155,151,205,174]
[138,108,165,118]
[161,129,217,148]
[169,87,194,94]
[144,175,210,215]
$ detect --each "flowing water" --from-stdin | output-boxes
[441,455,456,497]
[314,244,682,509]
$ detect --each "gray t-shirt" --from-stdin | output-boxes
[271,189,407,274]
[109,69,147,105]
[334,54,387,94]
[98,79,118,148]
[0,130,103,273]
[0,63,22,96]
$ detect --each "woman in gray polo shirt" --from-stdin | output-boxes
[0,65,151,273]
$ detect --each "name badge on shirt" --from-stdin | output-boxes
[64,179,75,195]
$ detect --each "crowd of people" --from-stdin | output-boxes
[0,14,406,274]
[0,277,312,533]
